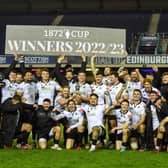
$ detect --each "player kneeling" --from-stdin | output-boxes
[111,100,132,152]
[63,100,85,150]
[129,89,146,151]
[34,99,62,150]
[84,94,106,152]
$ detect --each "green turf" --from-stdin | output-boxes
[0,149,168,168]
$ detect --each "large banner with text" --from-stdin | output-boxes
[5,25,126,57]
[1,55,168,66]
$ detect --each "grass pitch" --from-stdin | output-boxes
[0,149,168,168]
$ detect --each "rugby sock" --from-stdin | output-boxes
[54,139,59,145]
[84,129,88,145]
[17,137,22,144]
[32,130,36,141]
[17,131,29,145]
[31,130,36,147]
[92,139,97,145]
[156,138,162,150]
[109,133,116,144]
[77,132,83,147]
[17,130,25,144]
[122,142,127,148]
[63,128,67,146]
[22,131,29,145]
[140,135,145,148]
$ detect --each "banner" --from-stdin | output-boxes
[126,55,168,64]
[5,25,126,57]
[1,55,168,65]
[0,55,56,64]
[0,55,121,65]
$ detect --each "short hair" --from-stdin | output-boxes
[120,99,129,105]
[65,64,72,70]
[162,72,168,77]
[43,98,51,103]
[133,89,142,95]
[96,70,104,76]
[78,70,86,75]
[65,70,73,74]
[67,99,76,105]
[90,93,99,99]
[9,70,17,74]
[104,66,111,71]
[143,78,152,85]
[111,71,119,78]
[130,69,137,74]
[41,68,49,73]
[13,94,21,102]
[63,85,70,89]
[17,72,23,76]
[24,70,32,76]
[150,90,158,95]
[146,72,153,76]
